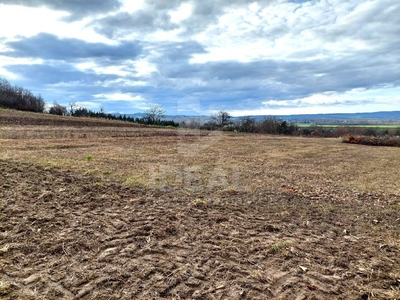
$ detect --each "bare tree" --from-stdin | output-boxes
[0,76,46,113]
[187,117,201,129]
[68,102,79,116]
[210,110,232,129]
[260,117,280,134]
[144,104,166,124]
[239,116,257,133]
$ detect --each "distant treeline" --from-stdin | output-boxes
[67,105,179,127]
[0,77,179,127]
[181,114,299,135]
[181,112,400,138]
[0,77,45,113]
[2,77,399,137]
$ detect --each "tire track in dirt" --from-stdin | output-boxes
[1,159,399,299]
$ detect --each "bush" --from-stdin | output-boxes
[342,134,400,147]
[364,128,378,136]
[49,103,67,115]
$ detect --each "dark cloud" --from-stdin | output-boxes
[91,0,262,38]
[287,0,311,3]
[181,0,259,33]
[91,11,178,38]
[3,33,141,61]
[0,0,120,20]
[161,41,206,61]
[90,5,175,38]
[145,0,182,10]
[149,48,399,105]
[315,3,400,45]
[148,41,206,77]
[3,63,125,106]
[5,63,117,85]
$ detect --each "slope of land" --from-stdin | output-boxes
[0,110,399,299]
[0,108,142,127]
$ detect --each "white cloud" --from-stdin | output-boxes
[0,5,69,38]
[75,61,133,77]
[118,0,145,13]
[93,66,131,76]
[133,59,158,77]
[94,93,145,101]
[190,0,396,64]
[0,4,112,44]
[0,56,43,79]
[51,18,113,44]
[100,78,148,87]
[229,86,400,116]
[0,67,19,79]
[75,101,102,110]
[147,28,185,42]
[169,2,193,24]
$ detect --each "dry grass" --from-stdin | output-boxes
[1,128,400,196]
[2,108,399,197]
[0,107,141,127]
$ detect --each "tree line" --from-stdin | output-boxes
[0,77,45,113]
[65,103,179,127]
[0,77,179,127]
[5,77,393,137]
[182,110,299,135]
[184,110,400,137]
[0,77,311,135]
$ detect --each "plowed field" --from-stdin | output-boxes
[1,112,399,299]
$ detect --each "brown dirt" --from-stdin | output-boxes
[1,111,399,299]
[1,159,399,299]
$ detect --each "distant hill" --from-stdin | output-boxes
[118,111,400,125]
[247,111,400,124]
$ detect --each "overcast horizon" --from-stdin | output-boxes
[0,0,399,116]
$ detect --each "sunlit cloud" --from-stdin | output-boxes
[94,93,145,102]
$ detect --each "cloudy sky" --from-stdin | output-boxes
[0,0,399,116]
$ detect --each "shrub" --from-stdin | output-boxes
[49,102,67,115]
[342,134,400,147]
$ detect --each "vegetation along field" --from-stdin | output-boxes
[1,109,399,299]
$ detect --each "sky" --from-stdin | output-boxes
[0,0,399,116]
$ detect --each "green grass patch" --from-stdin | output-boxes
[297,123,400,129]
